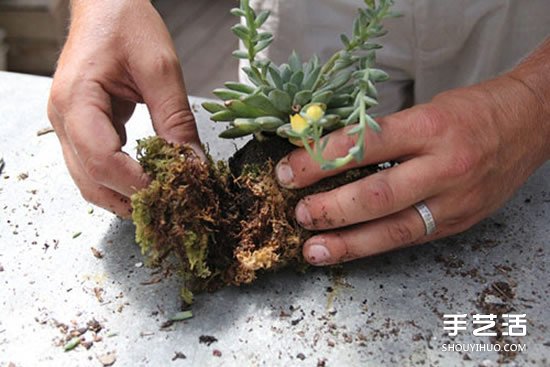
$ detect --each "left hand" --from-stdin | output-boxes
[276,75,550,266]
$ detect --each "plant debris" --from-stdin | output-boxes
[170,311,193,322]
[17,172,28,181]
[97,352,117,366]
[63,337,80,351]
[93,287,104,303]
[477,281,520,363]
[172,352,186,361]
[49,316,105,352]
[199,335,218,346]
[36,126,55,136]
[91,247,103,259]
[72,231,82,239]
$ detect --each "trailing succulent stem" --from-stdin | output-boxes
[203,0,396,170]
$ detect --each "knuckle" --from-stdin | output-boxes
[385,221,415,245]
[334,128,358,155]
[447,150,479,178]
[163,105,195,131]
[46,104,59,126]
[83,154,109,183]
[333,233,358,262]
[413,104,447,139]
[49,83,69,114]
[152,52,181,77]
[360,178,395,214]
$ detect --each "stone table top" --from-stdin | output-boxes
[0,71,548,366]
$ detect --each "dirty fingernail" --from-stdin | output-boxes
[276,158,294,187]
[306,243,331,265]
[295,201,312,227]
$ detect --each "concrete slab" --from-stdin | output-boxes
[0,71,548,366]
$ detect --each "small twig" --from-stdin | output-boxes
[491,283,512,301]
[36,127,55,136]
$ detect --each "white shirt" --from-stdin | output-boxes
[243,0,550,114]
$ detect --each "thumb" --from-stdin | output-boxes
[135,52,202,148]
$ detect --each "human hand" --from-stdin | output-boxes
[47,0,200,217]
[276,74,550,266]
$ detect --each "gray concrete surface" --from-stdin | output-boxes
[0,71,548,366]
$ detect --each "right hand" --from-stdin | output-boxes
[48,0,201,217]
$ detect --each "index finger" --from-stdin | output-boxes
[63,80,150,197]
[276,105,442,189]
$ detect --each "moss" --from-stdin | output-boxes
[131,137,237,302]
[131,136,374,303]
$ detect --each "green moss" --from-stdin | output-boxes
[131,137,236,303]
[182,231,211,278]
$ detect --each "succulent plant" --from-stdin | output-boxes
[202,0,396,170]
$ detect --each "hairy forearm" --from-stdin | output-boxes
[507,37,550,160]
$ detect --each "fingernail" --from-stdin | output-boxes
[276,157,294,187]
[295,201,312,227]
[306,242,331,265]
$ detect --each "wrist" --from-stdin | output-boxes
[70,0,152,20]
[506,38,550,161]
[475,75,550,169]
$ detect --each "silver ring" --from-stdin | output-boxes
[414,201,436,236]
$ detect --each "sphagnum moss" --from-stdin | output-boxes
[132,137,309,304]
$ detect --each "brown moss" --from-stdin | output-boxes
[132,136,375,303]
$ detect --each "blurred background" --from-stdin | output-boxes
[0,0,237,97]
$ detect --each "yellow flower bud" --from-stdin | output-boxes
[290,114,308,133]
[305,104,325,121]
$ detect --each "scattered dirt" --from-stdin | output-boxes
[97,351,117,366]
[477,281,515,315]
[172,352,186,360]
[199,335,218,346]
[477,281,520,363]
[434,254,464,275]
[17,172,28,181]
[91,247,104,259]
[45,316,105,353]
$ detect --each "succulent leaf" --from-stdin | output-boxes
[225,100,267,118]
[213,88,246,101]
[211,110,236,122]
[293,90,313,107]
[268,89,292,113]
[225,82,255,94]
[241,93,284,117]
[202,102,227,114]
